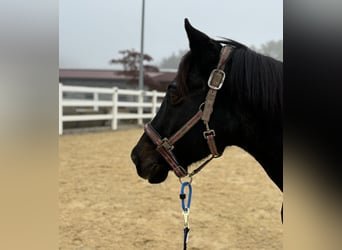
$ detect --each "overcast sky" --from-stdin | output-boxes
[59,0,282,69]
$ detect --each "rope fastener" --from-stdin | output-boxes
[180,181,192,250]
[183,209,190,228]
[180,181,192,212]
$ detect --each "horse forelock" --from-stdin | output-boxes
[174,51,191,100]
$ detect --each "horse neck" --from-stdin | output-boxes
[233,112,283,191]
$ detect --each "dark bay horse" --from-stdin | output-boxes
[131,19,282,218]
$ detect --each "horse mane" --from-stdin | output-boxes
[175,38,283,115]
[227,45,283,115]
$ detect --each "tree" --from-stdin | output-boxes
[251,40,283,61]
[159,49,188,69]
[110,49,159,88]
[110,49,159,72]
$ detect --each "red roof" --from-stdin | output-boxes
[59,68,177,91]
[59,69,130,80]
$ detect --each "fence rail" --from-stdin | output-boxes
[59,84,165,135]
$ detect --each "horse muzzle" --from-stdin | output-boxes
[131,144,169,183]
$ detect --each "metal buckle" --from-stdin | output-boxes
[208,69,225,90]
[203,129,216,139]
[159,138,174,151]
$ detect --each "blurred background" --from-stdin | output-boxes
[59,0,283,70]
[2,0,342,249]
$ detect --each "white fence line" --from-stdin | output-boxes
[59,83,165,135]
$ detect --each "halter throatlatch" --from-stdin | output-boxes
[144,45,232,178]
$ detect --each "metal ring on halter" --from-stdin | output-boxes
[198,102,205,112]
[179,176,193,184]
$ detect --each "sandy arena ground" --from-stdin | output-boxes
[59,129,283,250]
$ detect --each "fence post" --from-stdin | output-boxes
[112,87,118,130]
[93,92,99,111]
[59,83,63,135]
[137,90,144,126]
[151,90,157,117]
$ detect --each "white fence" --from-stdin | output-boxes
[59,84,165,135]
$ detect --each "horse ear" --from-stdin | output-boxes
[184,18,211,52]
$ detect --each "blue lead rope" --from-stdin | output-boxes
[180,181,192,250]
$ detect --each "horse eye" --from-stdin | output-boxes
[166,82,182,104]
[167,81,177,91]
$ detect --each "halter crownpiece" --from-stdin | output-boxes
[144,45,232,178]
[202,45,232,123]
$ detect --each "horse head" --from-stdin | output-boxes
[131,19,282,191]
[131,19,241,183]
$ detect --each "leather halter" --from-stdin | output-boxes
[144,46,232,178]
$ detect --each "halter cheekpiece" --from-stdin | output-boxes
[144,45,232,178]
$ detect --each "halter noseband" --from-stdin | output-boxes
[144,46,232,178]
